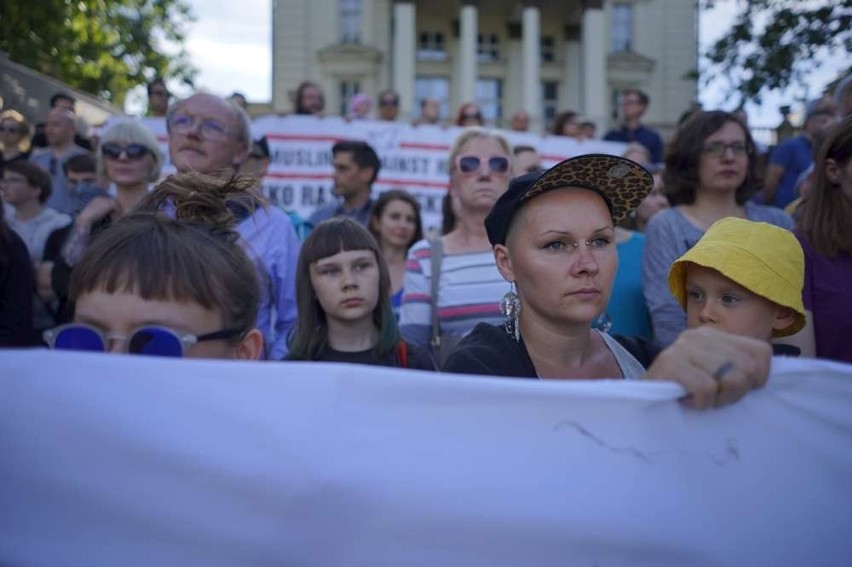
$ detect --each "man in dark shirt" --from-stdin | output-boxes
[604,89,664,164]
[308,140,381,227]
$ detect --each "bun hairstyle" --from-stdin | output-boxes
[70,172,265,340]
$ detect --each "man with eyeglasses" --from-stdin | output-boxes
[377,90,401,122]
[166,93,300,359]
[604,89,664,165]
[28,108,90,215]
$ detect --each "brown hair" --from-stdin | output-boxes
[369,189,424,251]
[799,116,852,256]
[4,161,52,204]
[664,111,760,206]
[289,217,398,360]
[70,172,263,339]
[551,110,578,136]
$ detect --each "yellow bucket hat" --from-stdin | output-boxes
[667,217,806,337]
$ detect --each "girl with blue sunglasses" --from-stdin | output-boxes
[43,172,265,359]
[287,217,434,370]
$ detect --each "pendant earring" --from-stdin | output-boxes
[501,282,521,342]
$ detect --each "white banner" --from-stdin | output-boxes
[133,115,627,233]
[1,351,851,566]
[252,115,627,232]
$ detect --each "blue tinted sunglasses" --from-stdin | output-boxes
[43,323,242,358]
[456,155,510,174]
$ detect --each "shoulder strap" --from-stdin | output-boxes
[612,334,662,369]
[429,237,443,350]
[396,340,409,368]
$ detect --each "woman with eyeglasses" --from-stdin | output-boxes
[643,111,794,347]
[399,128,513,364]
[0,110,32,176]
[39,121,162,325]
[43,172,264,359]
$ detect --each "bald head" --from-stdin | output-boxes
[167,93,250,174]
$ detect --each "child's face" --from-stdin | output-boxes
[684,264,791,341]
[73,290,242,359]
[310,249,380,325]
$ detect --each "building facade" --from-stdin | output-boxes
[271,0,698,136]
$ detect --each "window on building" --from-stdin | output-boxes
[415,76,450,120]
[339,80,361,116]
[542,81,559,131]
[477,33,500,62]
[340,0,361,43]
[417,31,447,61]
[611,3,633,52]
[541,36,556,64]
[476,79,502,124]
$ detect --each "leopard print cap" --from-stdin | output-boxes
[485,153,653,245]
[521,154,653,225]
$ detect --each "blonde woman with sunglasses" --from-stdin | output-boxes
[37,121,162,325]
[399,128,514,364]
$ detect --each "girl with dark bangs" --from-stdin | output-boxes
[288,218,434,369]
[42,172,265,360]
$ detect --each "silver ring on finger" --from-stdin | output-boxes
[712,360,735,382]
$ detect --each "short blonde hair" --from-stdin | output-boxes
[0,109,32,153]
[98,120,162,182]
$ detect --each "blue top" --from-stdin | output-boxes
[391,288,404,321]
[604,124,665,164]
[29,146,91,215]
[605,231,652,340]
[236,207,300,360]
[768,135,812,208]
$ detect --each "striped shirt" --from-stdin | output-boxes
[399,239,506,351]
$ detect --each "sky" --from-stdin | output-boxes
[129,0,847,131]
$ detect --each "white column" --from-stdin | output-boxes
[563,38,581,111]
[458,2,478,104]
[581,5,608,133]
[392,1,416,122]
[521,2,541,130]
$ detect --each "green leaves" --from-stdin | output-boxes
[701,0,851,106]
[0,0,197,106]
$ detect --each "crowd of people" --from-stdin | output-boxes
[2,74,852,409]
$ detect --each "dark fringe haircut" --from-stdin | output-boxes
[69,172,263,339]
[288,217,399,361]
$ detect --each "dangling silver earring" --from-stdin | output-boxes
[501,282,521,342]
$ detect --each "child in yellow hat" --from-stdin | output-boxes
[667,217,806,354]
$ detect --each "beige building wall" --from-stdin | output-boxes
[271,0,698,139]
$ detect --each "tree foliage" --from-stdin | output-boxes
[701,0,852,106]
[0,0,197,106]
